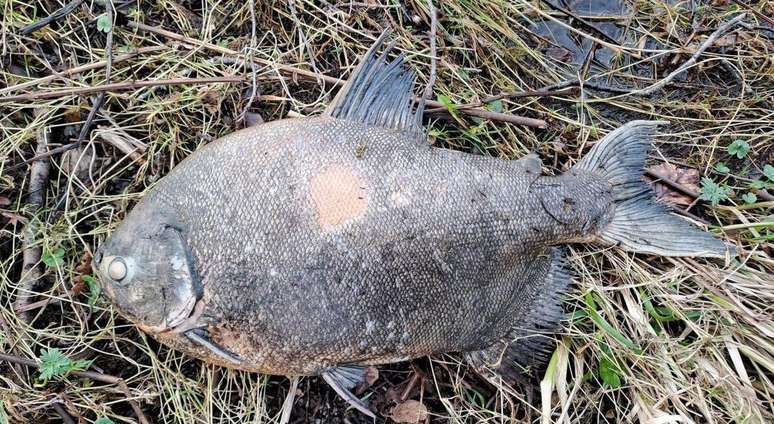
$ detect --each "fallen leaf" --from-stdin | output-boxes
[390,400,428,424]
[0,196,10,206]
[1,211,26,226]
[647,163,699,206]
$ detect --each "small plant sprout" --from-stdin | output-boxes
[37,348,91,384]
[727,140,750,159]
[96,14,112,33]
[699,177,731,206]
[714,162,730,173]
[741,192,757,205]
[42,246,65,268]
[764,164,774,181]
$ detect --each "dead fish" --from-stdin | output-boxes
[94,35,729,416]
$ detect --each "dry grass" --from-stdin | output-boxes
[1,0,772,423]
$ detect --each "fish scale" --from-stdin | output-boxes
[150,117,572,373]
[95,35,729,417]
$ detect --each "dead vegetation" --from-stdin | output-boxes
[1,0,772,423]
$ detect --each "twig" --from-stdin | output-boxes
[730,0,774,25]
[418,0,438,114]
[540,78,634,94]
[0,46,165,96]
[634,14,747,95]
[0,76,245,102]
[51,399,76,424]
[0,352,149,424]
[645,168,699,199]
[238,0,259,124]
[540,0,620,46]
[287,0,320,78]
[19,0,85,35]
[8,142,84,173]
[126,21,548,128]
[424,88,576,113]
[16,108,50,322]
[54,0,116,214]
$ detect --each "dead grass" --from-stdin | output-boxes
[1,0,772,423]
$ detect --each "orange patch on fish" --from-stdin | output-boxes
[310,165,367,229]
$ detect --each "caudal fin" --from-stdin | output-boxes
[573,120,730,257]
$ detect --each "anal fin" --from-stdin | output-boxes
[467,248,570,381]
[322,365,375,418]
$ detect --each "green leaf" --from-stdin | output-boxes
[83,275,101,307]
[727,140,750,159]
[699,177,731,206]
[96,14,112,33]
[436,94,457,111]
[584,292,642,353]
[598,357,622,388]
[485,99,503,113]
[741,192,757,205]
[37,347,91,384]
[764,164,774,181]
[714,162,729,174]
[42,247,65,268]
[95,418,116,424]
[749,179,765,190]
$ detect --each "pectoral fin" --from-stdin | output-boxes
[185,328,243,366]
[322,365,375,418]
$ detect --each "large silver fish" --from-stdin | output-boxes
[94,36,728,416]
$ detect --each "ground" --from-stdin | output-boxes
[1,1,773,423]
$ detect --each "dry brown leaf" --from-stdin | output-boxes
[0,196,10,206]
[647,163,699,206]
[1,211,26,226]
[390,400,428,424]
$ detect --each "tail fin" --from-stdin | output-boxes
[574,120,730,257]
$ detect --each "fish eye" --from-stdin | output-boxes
[108,257,128,281]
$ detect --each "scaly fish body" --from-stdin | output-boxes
[95,36,728,415]
[127,116,608,375]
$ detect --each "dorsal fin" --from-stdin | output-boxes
[324,33,424,134]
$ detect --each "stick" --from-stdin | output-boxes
[126,21,548,128]
[0,46,165,96]
[16,108,50,322]
[540,0,620,46]
[424,88,577,113]
[634,14,747,95]
[0,352,149,424]
[730,0,774,26]
[418,0,438,114]
[238,0,259,124]
[19,0,85,35]
[0,76,245,102]
[51,400,76,424]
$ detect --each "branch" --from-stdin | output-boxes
[633,14,747,96]
[418,0,438,114]
[0,76,245,102]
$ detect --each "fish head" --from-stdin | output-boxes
[94,199,201,335]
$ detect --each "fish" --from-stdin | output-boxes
[94,34,730,416]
